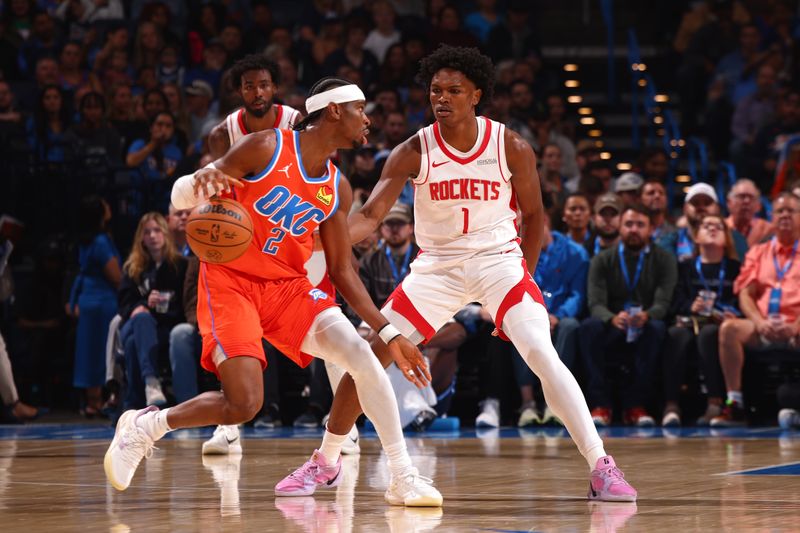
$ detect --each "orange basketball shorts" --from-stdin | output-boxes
[196,262,338,376]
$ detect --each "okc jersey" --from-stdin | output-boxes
[413,117,517,256]
[220,128,342,281]
[225,104,302,145]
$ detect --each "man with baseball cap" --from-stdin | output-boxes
[614,172,644,207]
[185,79,218,143]
[587,192,623,258]
[664,182,748,261]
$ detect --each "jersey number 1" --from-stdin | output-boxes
[461,207,469,234]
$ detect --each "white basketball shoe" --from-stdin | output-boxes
[202,425,242,455]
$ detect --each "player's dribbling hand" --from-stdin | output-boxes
[388,336,432,389]
[192,168,244,200]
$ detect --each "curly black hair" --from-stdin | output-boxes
[229,53,281,90]
[293,77,355,131]
[415,44,495,104]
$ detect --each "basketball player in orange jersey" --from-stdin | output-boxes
[200,53,304,455]
[283,46,638,502]
[104,77,443,507]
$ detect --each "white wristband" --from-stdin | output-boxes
[377,323,402,344]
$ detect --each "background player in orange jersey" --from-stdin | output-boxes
[104,77,443,507]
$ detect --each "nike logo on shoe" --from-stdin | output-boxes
[326,470,341,486]
[431,161,449,168]
[226,437,238,444]
[590,483,598,498]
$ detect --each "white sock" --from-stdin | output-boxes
[585,442,607,470]
[319,427,347,465]
[727,391,744,405]
[145,375,160,388]
[136,407,172,441]
[383,440,413,478]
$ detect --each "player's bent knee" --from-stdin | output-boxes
[224,392,263,424]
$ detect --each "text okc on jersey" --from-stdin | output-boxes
[477,158,498,166]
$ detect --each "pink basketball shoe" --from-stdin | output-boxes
[274,450,342,496]
[588,456,637,502]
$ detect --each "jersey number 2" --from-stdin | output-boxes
[263,227,286,255]
[461,207,469,234]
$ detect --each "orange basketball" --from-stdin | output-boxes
[186,198,254,264]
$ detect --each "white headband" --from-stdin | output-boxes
[305,85,366,114]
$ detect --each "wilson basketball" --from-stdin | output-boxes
[186,199,253,263]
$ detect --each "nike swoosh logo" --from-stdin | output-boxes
[590,483,597,497]
[326,470,341,486]
[226,437,238,444]
[431,161,449,168]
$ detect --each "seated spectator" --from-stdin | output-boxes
[118,212,187,409]
[587,193,622,258]
[126,111,182,212]
[514,213,588,426]
[364,0,401,63]
[713,193,800,426]
[322,18,379,90]
[18,12,61,77]
[0,80,25,141]
[641,180,677,250]
[63,91,122,167]
[579,205,678,427]
[539,143,568,212]
[169,255,200,405]
[463,0,502,44]
[156,43,185,87]
[58,41,100,93]
[561,193,592,247]
[635,147,669,183]
[26,84,71,163]
[67,196,121,417]
[751,89,800,190]
[185,80,219,144]
[529,108,579,180]
[485,0,538,62]
[546,93,575,142]
[730,64,777,170]
[107,83,146,151]
[167,204,191,256]
[429,3,480,50]
[184,40,227,97]
[664,214,741,427]
[614,172,644,206]
[665,183,748,261]
[714,23,762,104]
[725,179,773,246]
[579,160,615,198]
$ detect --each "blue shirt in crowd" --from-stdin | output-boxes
[534,230,589,319]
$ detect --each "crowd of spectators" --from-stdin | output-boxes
[0,1,799,431]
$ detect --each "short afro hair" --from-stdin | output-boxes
[230,53,281,90]
[415,45,495,104]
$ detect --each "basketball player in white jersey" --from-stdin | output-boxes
[208,53,302,159]
[279,45,638,502]
[201,53,306,455]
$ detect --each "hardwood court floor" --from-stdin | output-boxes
[0,426,799,532]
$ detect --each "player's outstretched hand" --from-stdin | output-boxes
[192,167,244,200]
[388,336,431,389]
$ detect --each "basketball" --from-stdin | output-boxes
[186,198,253,263]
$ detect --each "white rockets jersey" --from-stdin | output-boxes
[225,104,302,145]
[413,116,517,256]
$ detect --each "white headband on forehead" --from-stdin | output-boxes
[305,84,366,114]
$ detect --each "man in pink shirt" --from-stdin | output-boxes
[713,192,800,426]
[725,179,772,247]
